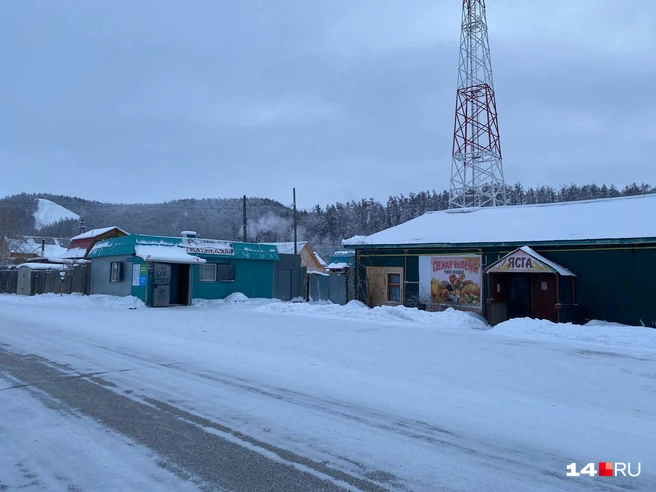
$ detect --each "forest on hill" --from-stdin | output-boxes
[0,182,653,260]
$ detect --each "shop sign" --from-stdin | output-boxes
[487,251,551,274]
[419,255,482,308]
[185,243,234,256]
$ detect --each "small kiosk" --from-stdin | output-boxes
[484,246,578,325]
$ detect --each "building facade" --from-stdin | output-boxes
[88,233,279,307]
[345,195,656,327]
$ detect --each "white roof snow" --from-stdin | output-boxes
[518,246,575,276]
[327,262,350,270]
[135,245,207,264]
[263,242,308,255]
[6,237,69,258]
[71,227,127,241]
[61,247,89,259]
[343,194,656,246]
[18,263,68,270]
[34,199,80,229]
[314,251,327,267]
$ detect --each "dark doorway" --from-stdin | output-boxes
[508,274,531,319]
[531,274,556,321]
[152,263,190,307]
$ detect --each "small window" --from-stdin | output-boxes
[200,263,217,282]
[217,263,235,282]
[110,262,122,283]
[387,273,401,302]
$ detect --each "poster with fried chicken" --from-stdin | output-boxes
[419,255,482,309]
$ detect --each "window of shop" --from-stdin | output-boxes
[110,262,122,282]
[387,273,401,302]
[199,263,217,282]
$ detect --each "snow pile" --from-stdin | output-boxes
[492,317,656,354]
[34,198,79,229]
[254,299,489,329]
[5,293,146,310]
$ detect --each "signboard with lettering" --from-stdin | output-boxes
[185,244,234,256]
[419,255,482,309]
[486,250,552,274]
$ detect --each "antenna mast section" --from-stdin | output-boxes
[449,0,507,208]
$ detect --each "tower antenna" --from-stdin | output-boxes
[449,0,507,208]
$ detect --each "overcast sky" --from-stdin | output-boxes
[2,0,655,209]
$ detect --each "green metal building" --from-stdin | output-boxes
[87,233,278,307]
[344,195,656,327]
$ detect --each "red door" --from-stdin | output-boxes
[531,275,556,322]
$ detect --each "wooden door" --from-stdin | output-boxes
[531,274,556,322]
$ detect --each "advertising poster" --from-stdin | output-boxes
[132,264,141,287]
[139,263,148,287]
[419,255,482,309]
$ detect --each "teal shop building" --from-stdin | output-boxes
[87,232,279,307]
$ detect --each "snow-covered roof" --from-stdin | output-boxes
[327,262,350,270]
[61,247,89,259]
[343,194,656,246]
[314,251,327,267]
[263,242,308,255]
[18,262,68,270]
[71,227,128,241]
[6,236,69,258]
[485,246,575,277]
[135,245,207,264]
[34,199,79,229]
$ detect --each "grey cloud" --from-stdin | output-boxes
[1,0,655,208]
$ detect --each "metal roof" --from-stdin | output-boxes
[88,235,279,261]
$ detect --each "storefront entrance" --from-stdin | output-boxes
[152,263,191,307]
[485,247,576,325]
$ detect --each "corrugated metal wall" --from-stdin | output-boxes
[355,243,656,327]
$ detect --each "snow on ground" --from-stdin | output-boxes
[33,198,79,229]
[1,294,655,491]
[0,376,200,492]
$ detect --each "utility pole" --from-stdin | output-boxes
[242,195,247,242]
[449,0,507,208]
[293,188,298,255]
[78,219,86,234]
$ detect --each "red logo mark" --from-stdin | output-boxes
[599,462,613,477]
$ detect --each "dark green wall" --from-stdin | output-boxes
[191,259,274,299]
[355,243,656,327]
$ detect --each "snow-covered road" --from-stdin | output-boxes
[1,294,655,491]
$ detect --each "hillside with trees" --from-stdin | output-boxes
[0,182,653,260]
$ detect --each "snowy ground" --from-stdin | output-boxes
[1,293,655,491]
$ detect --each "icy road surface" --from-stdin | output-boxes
[1,293,654,491]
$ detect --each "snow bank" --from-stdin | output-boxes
[492,317,656,353]
[1,293,146,310]
[4,293,654,354]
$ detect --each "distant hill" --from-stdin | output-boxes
[1,182,654,261]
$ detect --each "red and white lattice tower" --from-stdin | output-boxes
[449,0,507,208]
